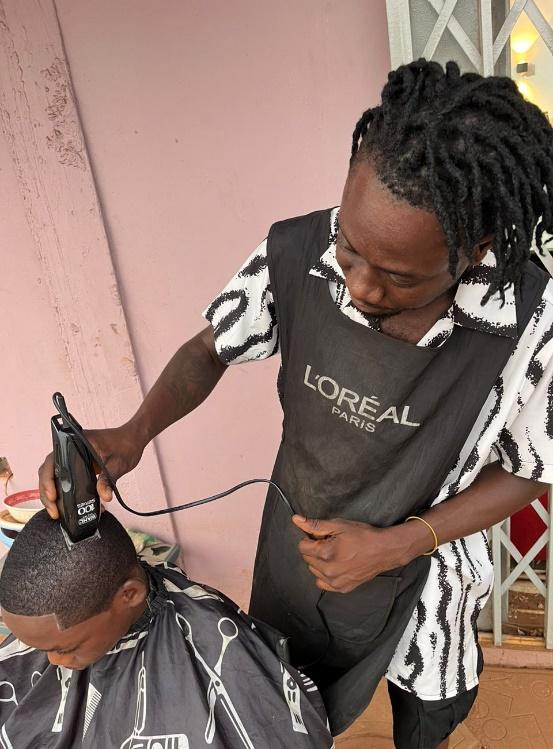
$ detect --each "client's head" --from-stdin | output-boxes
[0,510,148,670]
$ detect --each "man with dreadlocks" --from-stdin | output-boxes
[40,59,553,748]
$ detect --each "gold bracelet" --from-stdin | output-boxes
[405,516,439,556]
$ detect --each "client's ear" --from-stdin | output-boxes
[113,574,149,612]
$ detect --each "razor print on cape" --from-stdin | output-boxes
[281,665,308,734]
[121,653,189,749]
[52,667,71,734]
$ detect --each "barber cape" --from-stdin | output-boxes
[0,563,334,748]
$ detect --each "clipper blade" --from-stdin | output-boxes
[60,524,101,551]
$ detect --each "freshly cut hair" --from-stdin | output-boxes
[0,510,138,628]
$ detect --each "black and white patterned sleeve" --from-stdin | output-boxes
[202,239,279,365]
[493,300,553,483]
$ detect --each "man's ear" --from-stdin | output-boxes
[471,234,494,266]
[113,575,148,612]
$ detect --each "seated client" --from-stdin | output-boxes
[0,511,333,748]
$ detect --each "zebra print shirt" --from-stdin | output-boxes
[204,207,553,700]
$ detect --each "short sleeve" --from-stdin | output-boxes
[202,239,279,365]
[493,318,553,483]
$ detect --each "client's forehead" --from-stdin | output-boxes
[2,609,82,651]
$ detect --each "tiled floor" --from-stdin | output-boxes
[335,665,553,748]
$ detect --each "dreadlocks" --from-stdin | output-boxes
[351,58,553,302]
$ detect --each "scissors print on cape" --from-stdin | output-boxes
[176,614,255,748]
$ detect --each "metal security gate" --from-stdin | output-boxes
[385,0,553,647]
[386,0,553,75]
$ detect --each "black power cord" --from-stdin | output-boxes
[52,392,294,518]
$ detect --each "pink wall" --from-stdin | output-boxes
[4,1,390,604]
[0,133,78,496]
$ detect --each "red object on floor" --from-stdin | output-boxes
[510,492,549,562]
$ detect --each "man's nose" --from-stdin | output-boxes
[348,267,385,305]
[47,652,74,669]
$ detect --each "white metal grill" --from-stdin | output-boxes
[385,0,553,647]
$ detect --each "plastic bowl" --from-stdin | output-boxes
[0,530,14,548]
[4,490,43,524]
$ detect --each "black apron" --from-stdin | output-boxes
[249,209,548,735]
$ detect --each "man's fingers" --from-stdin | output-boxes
[298,537,334,561]
[292,515,341,538]
[41,490,59,520]
[97,474,113,503]
[315,577,340,592]
[38,453,60,520]
[308,566,352,594]
[307,564,337,588]
[305,558,342,584]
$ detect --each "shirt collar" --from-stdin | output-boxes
[127,563,168,634]
[309,208,518,339]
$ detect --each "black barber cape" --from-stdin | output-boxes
[0,563,334,748]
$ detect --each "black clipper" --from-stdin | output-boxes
[51,392,101,548]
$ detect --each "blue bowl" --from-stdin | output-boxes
[0,530,14,548]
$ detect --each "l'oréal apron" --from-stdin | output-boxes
[248,209,548,735]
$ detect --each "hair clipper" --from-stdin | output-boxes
[51,393,101,547]
[49,391,293,544]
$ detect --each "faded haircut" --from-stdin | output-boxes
[0,510,138,628]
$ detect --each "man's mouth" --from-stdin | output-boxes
[351,298,398,316]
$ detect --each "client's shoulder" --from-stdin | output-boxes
[147,560,236,608]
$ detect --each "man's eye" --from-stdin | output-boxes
[337,242,356,255]
[389,275,417,287]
